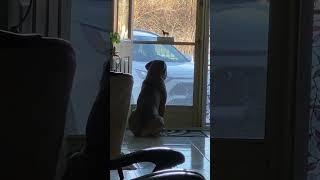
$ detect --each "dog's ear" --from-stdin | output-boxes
[145,61,153,70]
[163,70,167,80]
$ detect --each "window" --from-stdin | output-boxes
[131,0,197,106]
[133,44,189,62]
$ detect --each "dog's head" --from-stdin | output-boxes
[145,60,167,80]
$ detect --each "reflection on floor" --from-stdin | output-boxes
[110,130,210,180]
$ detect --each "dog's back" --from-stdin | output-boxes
[129,80,165,136]
[128,60,167,137]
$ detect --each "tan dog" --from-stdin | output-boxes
[129,60,167,137]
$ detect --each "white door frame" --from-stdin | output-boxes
[114,0,210,129]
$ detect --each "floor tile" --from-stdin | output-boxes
[191,169,211,180]
[110,170,138,180]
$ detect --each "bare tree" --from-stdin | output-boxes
[133,0,197,55]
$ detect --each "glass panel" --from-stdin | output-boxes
[307,1,320,178]
[131,0,196,106]
[133,0,197,42]
[131,44,194,106]
[175,45,195,62]
[210,0,270,138]
[117,0,130,39]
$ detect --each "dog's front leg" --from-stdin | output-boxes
[159,87,167,117]
[159,103,166,117]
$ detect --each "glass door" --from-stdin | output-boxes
[211,0,270,178]
[212,0,314,179]
[128,0,208,128]
[211,0,270,139]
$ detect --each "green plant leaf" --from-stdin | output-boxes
[109,32,121,45]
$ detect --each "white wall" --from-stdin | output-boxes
[67,0,112,134]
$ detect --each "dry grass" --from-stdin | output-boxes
[133,0,197,56]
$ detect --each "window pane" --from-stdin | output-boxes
[132,0,197,106]
[133,0,197,42]
[210,0,270,138]
[131,44,194,106]
[175,45,195,62]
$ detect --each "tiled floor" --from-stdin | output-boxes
[110,130,210,180]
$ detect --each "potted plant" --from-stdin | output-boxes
[109,32,121,71]
[110,32,120,57]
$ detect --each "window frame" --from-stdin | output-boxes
[115,0,211,129]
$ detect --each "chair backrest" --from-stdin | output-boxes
[0,30,76,179]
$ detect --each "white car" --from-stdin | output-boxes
[131,30,195,106]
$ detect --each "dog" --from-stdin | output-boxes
[129,60,167,137]
[162,30,169,37]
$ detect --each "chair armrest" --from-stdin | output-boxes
[109,147,185,172]
[132,169,206,180]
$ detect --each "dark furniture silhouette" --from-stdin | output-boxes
[63,69,205,179]
[0,30,76,179]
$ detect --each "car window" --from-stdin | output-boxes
[133,44,156,62]
[154,45,186,62]
[133,35,157,41]
[133,43,188,62]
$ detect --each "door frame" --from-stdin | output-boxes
[195,0,210,128]
[114,0,210,129]
[265,0,313,179]
[211,0,314,179]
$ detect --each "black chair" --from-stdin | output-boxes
[106,71,205,180]
[0,30,76,179]
[63,56,205,180]
[133,169,206,180]
[109,147,206,179]
[110,147,186,179]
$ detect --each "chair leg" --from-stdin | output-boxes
[118,168,124,180]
